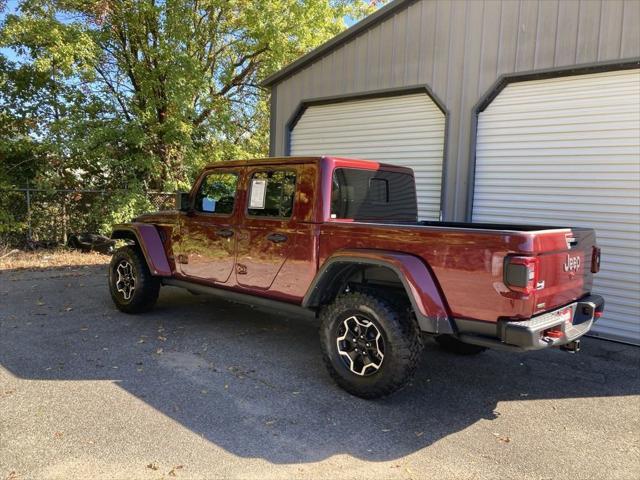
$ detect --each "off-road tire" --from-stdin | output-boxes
[435,334,487,355]
[319,291,423,399]
[109,246,160,314]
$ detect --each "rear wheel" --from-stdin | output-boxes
[109,246,160,313]
[435,335,487,355]
[319,291,423,399]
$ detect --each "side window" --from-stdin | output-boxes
[194,172,238,214]
[247,170,297,218]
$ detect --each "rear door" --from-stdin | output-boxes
[235,167,298,289]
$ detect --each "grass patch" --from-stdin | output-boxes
[0,247,110,271]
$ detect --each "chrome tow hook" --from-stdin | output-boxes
[560,340,581,353]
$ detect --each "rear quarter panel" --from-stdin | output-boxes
[318,223,584,322]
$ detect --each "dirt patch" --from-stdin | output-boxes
[0,248,110,271]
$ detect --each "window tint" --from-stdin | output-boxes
[194,172,238,214]
[247,170,296,218]
[331,168,417,222]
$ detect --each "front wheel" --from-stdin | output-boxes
[108,246,160,314]
[319,292,423,399]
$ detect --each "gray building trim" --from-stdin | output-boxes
[261,0,416,87]
[284,85,449,220]
[465,57,640,221]
[268,85,278,157]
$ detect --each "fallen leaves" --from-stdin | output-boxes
[493,432,511,444]
[146,463,183,476]
[168,465,183,476]
[0,249,109,271]
[0,389,16,398]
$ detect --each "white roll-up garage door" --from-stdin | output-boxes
[290,93,446,220]
[473,68,640,344]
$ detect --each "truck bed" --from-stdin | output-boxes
[319,220,596,326]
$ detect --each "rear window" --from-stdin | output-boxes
[331,168,417,222]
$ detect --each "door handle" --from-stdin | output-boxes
[216,228,234,238]
[266,233,288,243]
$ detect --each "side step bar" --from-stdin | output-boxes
[162,278,316,319]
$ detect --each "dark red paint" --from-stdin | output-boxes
[115,156,598,325]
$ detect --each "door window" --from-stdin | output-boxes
[247,170,296,218]
[194,172,238,214]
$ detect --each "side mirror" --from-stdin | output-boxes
[176,192,191,212]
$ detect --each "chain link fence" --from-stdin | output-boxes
[0,188,177,248]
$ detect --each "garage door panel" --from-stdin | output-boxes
[293,128,445,140]
[479,107,639,124]
[291,93,445,220]
[473,68,640,344]
[293,141,445,152]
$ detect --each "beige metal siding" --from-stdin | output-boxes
[290,93,446,220]
[472,69,640,344]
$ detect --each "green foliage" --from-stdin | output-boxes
[90,190,155,235]
[0,0,382,244]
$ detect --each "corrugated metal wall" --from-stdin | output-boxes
[270,0,640,222]
[289,93,446,220]
[472,69,640,344]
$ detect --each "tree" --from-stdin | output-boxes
[1,0,379,191]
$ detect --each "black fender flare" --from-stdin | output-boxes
[111,223,172,276]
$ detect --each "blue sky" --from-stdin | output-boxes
[1,0,20,61]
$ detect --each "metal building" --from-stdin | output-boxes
[262,0,640,344]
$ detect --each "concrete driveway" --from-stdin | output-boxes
[1,265,639,479]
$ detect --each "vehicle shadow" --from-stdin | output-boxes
[1,265,639,464]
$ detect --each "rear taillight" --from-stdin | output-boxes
[591,246,601,273]
[504,256,539,295]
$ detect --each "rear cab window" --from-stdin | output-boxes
[247,170,297,219]
[331,168,418,222]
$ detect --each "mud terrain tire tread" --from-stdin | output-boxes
[109,245,160,314]
[319,291,423,399]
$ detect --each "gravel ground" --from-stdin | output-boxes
[1,265,639,480]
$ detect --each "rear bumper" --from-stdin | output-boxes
[456,294,605,352]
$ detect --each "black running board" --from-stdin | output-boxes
[162,278,316,318]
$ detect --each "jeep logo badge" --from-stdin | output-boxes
[563,254,581,273]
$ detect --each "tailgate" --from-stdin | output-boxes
[533,228,597,315]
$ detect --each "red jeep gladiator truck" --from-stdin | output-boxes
[109,156,604,398]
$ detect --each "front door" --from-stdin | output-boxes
[236,168,298,289]
[176,169,241,283]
